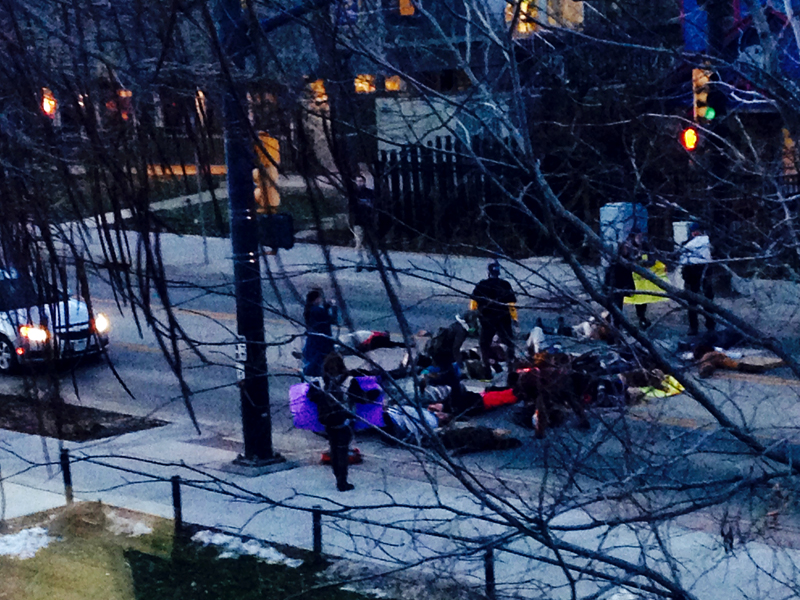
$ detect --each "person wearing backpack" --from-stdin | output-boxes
[308,352,380,492]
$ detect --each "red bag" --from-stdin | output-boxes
[482,388,518,410]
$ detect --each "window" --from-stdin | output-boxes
[505,1,538,34]
[505,0,583,35]
[399,0,415,16]
[354,74,377,94]
[308,79,328,104]
[384,75,404,92]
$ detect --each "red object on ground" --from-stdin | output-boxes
[482,388,518,410]
[320,447,363,465]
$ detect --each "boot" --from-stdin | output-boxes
[331,443,354,491]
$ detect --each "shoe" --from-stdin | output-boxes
[348,447,363,464]
[337,482,355,492]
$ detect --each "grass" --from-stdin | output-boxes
[0,502,370,600]
[144,187,347,239]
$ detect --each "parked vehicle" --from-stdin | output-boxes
[0,269,109,373]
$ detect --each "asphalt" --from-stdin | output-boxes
[4,189,800,598]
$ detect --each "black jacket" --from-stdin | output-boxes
[470,278,516,323]
[308,376,379,428]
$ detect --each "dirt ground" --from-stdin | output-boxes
[0,393,166,442]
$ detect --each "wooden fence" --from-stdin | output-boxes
[374,137,526,250]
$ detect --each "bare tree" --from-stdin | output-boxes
[3,0,800,598]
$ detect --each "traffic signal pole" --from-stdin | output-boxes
[215,0,278,464]
[214,0,337,465]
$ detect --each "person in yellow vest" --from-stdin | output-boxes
[624,231,669,329]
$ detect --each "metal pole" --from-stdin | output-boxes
[484,547,496,600]
[172,475,183,538]
[59,448,73,505]
[312,505,322,560]
[214,0,278,462]
[193,117,210,265]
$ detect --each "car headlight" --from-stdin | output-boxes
[20,325,49,343]
[94,313,110,334]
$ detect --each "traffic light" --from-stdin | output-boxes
[681,126,698,151]
[692,68,715,121]
[41,87,57,118]
[254,132,280,213]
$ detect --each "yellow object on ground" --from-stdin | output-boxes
[624,259,670,305]
[641,375,684,399]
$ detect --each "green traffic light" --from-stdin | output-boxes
[704,106,716,120]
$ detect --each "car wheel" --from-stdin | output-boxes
[0,336,17,374]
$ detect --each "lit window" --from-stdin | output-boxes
[384,76,404,92]
[354,74,376,94]
[308,79,328,104]
[41,88,57,117]
[505,1,538,34]
[399,0,415,16]
[117,89,132,121]
[559,0,583,27]
[504,1,583,33]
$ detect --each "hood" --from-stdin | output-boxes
[6,298,91,331]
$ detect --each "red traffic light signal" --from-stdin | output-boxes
[681,127,698,151]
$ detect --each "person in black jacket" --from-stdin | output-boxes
[302,288,338,377]
[308,352,380,492]
[351,174,375,272]
[470,261,517,380]
[603,235,635,328]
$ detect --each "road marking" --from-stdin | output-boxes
[714,372,800,387]
[90,298,291,326]
[115,341,164,354]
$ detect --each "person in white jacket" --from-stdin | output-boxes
[679,222,715,335]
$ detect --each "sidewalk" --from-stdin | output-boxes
[4,411,800,598]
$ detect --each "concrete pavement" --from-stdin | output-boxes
[5,204,800,598]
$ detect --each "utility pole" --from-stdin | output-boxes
[215,0,279,465]
[214,0,338,466]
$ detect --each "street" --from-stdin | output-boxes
[3,229,800,487]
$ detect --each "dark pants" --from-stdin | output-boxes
[326,424,352,489]
[682,264,715,334]
[479,318,514,372]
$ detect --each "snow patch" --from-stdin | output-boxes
[191,530,303,567]
[105,510,153,537]
[0,527,55,559]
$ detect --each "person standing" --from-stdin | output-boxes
[680,222,715,335]
[604,235,635,328]
[624,231,669,329]
[351,174,375,272]
[470,261,517,379]
[302,288,338,377]
[308,352,378,492]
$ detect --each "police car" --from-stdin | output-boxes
[0,269,109,373]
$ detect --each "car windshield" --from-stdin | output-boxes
[0,273,65,311]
